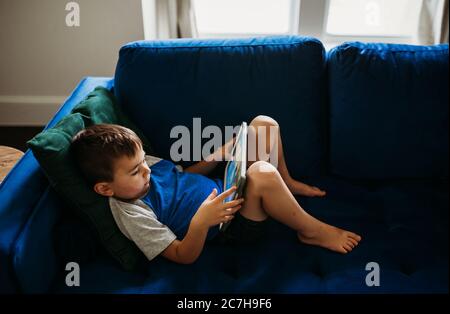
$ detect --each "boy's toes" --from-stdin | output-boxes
[348,238,359,247]
[311,186,326,197]
[343,243,353,252]
[346,240,356,249]
[348,232,362,242]
[347,231,361,242]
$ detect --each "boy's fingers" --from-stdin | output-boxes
[216,186,237,202]
[223,215,234,222]
[313,186,326,194]
[207,188,218,200]
[223,198,244,209]
[225,205,242,214]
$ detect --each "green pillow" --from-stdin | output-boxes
[27,86,151,271]
[71,87,152,152]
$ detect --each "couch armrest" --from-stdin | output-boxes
[0,77,113,293]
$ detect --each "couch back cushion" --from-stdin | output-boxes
[328,42,449,179]
[114,36,328,178]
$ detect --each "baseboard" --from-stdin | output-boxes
[0,95,67,126]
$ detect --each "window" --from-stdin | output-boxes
[325,0,422,37]
[193,0,300,37]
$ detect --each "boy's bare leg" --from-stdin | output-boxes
[240,161,361,253]
[247,115,326,197]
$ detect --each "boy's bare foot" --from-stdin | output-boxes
[297,223,362,254]
[287,179,326,197]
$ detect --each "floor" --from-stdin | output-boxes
[0,126,44,152]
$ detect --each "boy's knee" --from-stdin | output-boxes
[250,115,279,128]
[247,161,279,187]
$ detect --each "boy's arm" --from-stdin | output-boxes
[160,219,209,264]
[161,187,242,264]
[184,137,235,175]
[183,159,220,176]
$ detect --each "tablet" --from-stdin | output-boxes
[220,122,247,232]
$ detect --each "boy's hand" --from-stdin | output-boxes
[205,136,236,162]
[221,136,236,161]
[192,186,244,229]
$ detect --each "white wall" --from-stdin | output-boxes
[0,0,145,126]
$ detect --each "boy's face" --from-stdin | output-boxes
[94,147,151,201]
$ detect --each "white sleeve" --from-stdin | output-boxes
[145,155,183,172]
[110,198,177,261]
[145,155,163,167]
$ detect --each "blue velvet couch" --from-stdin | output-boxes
[0,36,448,294]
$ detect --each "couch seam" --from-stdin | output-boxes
[121,40,323,51]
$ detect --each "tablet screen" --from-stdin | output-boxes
[223,122,247,203]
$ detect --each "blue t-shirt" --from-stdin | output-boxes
[141,160,223,241]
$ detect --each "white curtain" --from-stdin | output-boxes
[416,0,449,44]
[141,0,198,39]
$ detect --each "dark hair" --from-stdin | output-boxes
[71,124,143,184]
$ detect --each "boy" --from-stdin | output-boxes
[71,115,361,264]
